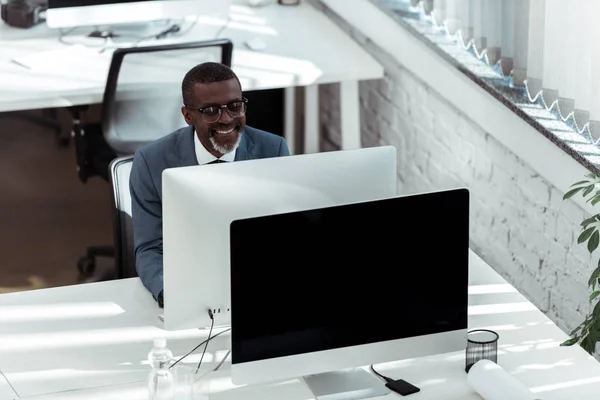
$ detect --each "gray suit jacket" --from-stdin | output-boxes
[130,125,290,301]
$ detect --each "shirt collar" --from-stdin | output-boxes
[194,128,237,164]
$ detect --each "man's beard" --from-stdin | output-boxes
[210,129,242,154]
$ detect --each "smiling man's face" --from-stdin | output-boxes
[181,78,246,157]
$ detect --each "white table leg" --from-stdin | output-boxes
[340,80,361,150]
[304,84,319,154]
[284,87,296,155]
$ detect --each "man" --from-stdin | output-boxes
[130,62,290,306]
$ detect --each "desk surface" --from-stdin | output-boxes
[0,372,17,400]
[0,0,383,113]
[1,250,599,399]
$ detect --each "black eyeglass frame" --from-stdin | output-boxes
[185,97,249,123]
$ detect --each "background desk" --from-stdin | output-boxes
[1,251,600,399]
[0,0,383,154]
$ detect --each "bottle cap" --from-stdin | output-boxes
[153,338,166,348]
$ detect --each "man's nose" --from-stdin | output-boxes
[218,109,234,124]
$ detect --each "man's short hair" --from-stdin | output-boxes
[181,62,240,105]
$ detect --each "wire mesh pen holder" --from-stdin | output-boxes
[465,329,499,373]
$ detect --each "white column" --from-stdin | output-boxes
[284,87,296,155]
[432,0,446,27]
[499,0,514,76]
[482,0,502,64]
[572,0,592,131]
[470,0,484,50]
[555,0,577,117]
[443,0,460,34]
[340,81,361,150]
[541,0,562,107]
[444,0,470,39]
[512,0,530,86]
[525,0,546,99]
[303,84,319,154]
[589,1,600,140]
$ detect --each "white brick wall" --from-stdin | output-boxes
[313,0,595,334]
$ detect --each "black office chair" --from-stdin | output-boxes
[72,39,234,277]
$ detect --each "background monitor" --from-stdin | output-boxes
[46,0,229,30]
[161,146,398,331]
[229,188,470,399]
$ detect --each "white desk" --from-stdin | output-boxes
[0,372,17,400]
[0,0,383,154]
[1,251,600,399]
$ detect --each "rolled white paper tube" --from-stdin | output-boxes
[467,360,538,400]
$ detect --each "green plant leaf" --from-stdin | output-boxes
[572,180,591,187]
[589,230,600,253]
[591,196,600,207]
[589,193,600,203]
[593,300,600,318]
[578,227,596,244]
[589,264,600,288]
[583,184,596,197]
[582,216,599,228]
[590,291,600,301]
[564,186,585,200]
[570,325,583,336]
[581,335,596,354]
[587,172,597,179]
[561,337,580,346]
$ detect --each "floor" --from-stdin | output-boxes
[0,109,113,294]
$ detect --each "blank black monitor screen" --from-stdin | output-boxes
[48,0,152,8]
[230,188,470,364]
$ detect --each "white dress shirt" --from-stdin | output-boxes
[194,129,237,164]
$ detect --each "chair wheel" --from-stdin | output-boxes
[77,256,96,275]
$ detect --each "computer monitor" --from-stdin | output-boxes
[46,0,229,30]
[229,188,470,399]
[161,146,398,331]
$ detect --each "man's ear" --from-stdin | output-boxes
[181,106,193,125]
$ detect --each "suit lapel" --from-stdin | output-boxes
[235,128,255,161]
[174,125,198,167]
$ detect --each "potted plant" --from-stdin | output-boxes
[560,173,600,354]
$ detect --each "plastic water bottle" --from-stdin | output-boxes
[148,338,174,400]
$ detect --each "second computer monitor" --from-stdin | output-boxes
[46,0,229,29]
[229,188,470,395]
[162,146,397,331]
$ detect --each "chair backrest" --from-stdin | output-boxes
[102,39,234,155]
[108,155,136,279]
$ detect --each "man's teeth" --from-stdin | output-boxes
[215,127,235,134]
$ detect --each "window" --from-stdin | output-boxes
[375,0,600,164]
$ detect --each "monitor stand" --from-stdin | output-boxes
[86,20,175,43]
[303,368,390,400]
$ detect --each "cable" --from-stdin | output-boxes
[196,309,215,373]
[58,27,108,47]
[213,348,231,372]
[132,20,183,46]
[370,365,394,383]
[169,325,230,369]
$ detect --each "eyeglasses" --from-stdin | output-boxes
[185,97,248,123]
